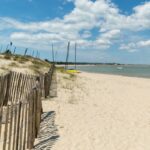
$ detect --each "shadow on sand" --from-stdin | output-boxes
[34,111,59,150]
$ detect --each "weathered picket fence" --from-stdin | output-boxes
[0,64,56,150]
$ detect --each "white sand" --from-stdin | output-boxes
[42,72,150,150]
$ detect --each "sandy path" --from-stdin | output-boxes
[42,72,150,150]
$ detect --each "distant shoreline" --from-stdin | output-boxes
[56,63,150,67]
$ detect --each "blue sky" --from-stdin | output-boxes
[0,0,150,64]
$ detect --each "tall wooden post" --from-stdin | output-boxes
[65,41,70,70]
[52,43,55,63]
[75,42,77,70]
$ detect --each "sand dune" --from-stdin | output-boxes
[43,72,150,150]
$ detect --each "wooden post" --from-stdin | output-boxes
[12,103,18,150]
[3,105,10,150]
[35,89,41,138]
[32,89,36,140]
[19,103,25,150]
[16,73,22,103]
[65,41,70,70]
[4,73,11,105]
[8,104,13,150]
[27,91,33,149]
[23,103,28,150]
[15,102,21,150]
[0,106,3,138]
[44,73,49,98]
[75,42,77,70]
[52,43,55,63]
[10,72,16,103]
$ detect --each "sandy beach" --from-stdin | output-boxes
[42,71,150,150]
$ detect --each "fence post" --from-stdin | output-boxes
[8,104,13,150]
[15,102,21,150]
[3,105,10,150]
[27,91,33,149]
[23,103,28,150]
[35,89,41,138]
[4,73,11,105]
[44,73,49,98]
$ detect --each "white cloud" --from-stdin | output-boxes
[100,29,121,39]
[10,32,64,41]
[100,1,150,31]
[120,43,137,52]
[138,40,150,47]
[120,40,150,52]
[0,0,150,53]
[81,31,91,39]
[95,29,121,49]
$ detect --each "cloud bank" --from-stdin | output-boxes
[0,0,150,61]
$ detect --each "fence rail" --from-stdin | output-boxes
[0,64,56,150]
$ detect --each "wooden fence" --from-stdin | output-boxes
[0,64,56,150]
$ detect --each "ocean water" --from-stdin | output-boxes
[73,65,150,78]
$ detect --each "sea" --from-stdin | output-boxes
[69,65,150,79]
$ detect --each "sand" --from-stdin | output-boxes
[42,72,150,150]
[0,55,50,75]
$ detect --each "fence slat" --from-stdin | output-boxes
[22,103,28,150]
[12,103,17,150]
[8,104,13,150]
[0,106,3,137]
[4,73,11,105]
[15,102,21,150]
[3,106,10,150]
[19,103,25,150]
[33,89,36,142]
[27,92,33,149]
